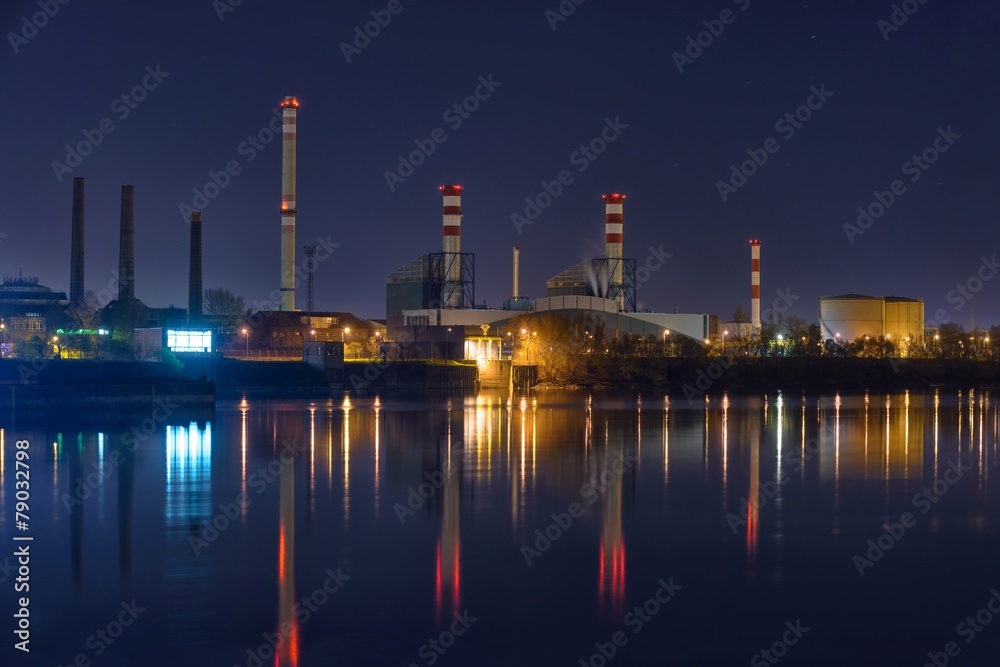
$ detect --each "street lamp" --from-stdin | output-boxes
[722,330,729,350]
[446,327,452,361]
[310,329,316,341]
[242,327,249,356]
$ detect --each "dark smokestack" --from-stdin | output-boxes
[118,185,135,303]
[189,211,203,324]
[70,177,85,307]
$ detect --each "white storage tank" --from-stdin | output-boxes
[819,294,885,341]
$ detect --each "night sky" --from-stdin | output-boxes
[2,0,999,324]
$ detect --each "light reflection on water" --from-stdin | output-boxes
[4,388,999,665]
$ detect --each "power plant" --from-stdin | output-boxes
[387,187,709,358]
[279,95,299,312]
[3,93,943,365]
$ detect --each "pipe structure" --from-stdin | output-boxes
[441,185,463,308]
[118,185,135,303]
[751,240,761,333]
[513,246,520,299]
[189,212,203,324]
[603,193,625,311]
[70,177,85,307]
[279,95,299,311]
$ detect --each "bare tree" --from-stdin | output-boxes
[68,289,101,331]
[204,288,246,327]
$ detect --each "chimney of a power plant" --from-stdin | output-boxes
[118,185,135,303]
[441,184,463,308]
[189,212,203,324]
[304,244,317,312]
[279,95,299,312]
[751,240,761,333]
[603,193,625,311]
[513,246,520,299]
[70,177,85,307]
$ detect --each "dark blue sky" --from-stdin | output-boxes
[2,0,999,323]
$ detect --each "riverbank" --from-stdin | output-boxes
[542,357,1000,395]
[0,359,215,409]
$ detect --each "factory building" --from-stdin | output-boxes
[386,187,709,360]
[0,272,69,355]
[386,185,475,333]
[545,194,636,310]
[818,294,925,347]
[240,311,384,355]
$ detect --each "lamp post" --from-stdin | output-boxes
[446,327,451,362]
[722,330,729,351]
[242,327,249,356]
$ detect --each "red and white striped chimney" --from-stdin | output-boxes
[603,193,625,311]
[441,185,463,308]
[750,240,761,333]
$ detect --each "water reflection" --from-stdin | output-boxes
[164,422,213,643]
[8,389,999,665]
[277,445,300,667]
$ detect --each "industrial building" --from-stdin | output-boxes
[0,272,69,355]
[385,186,709,360]
[818,294,925,347]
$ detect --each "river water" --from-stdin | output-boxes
[2,389,998,666]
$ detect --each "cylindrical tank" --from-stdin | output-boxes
[818,295,886,341]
